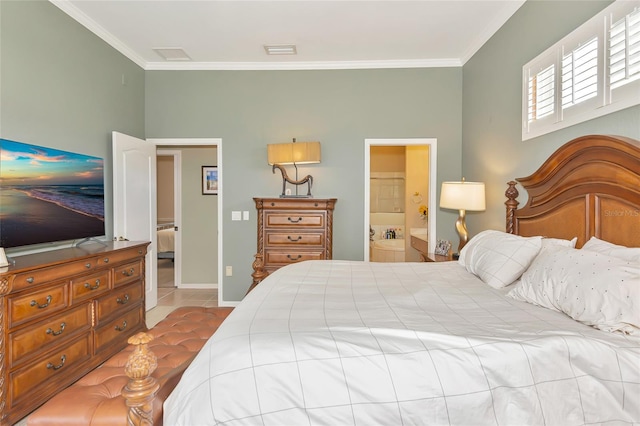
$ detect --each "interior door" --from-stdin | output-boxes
[112,131,158,309]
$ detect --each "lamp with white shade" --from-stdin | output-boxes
[267,139,321,198]
[439,179,486,258]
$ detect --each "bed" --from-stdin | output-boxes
[164,135,640,425]
[157,224,175,260]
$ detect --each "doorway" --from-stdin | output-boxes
[156,149,181,289]
[364,138,437,261]
[149,138,223,305]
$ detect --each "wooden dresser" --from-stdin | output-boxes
[0,241,148,425]
[250,198,337,291]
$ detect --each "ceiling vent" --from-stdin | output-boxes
[264,45,297,55]
[153,48,191,61]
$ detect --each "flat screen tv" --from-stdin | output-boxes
[0,138,105,250]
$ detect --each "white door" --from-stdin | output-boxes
[112,131,158,309]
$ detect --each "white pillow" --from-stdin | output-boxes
[541,237,577,249]
[458,230,542,289]
[582,236,640,263]
[508,245,640,335]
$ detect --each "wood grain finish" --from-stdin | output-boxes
[250,198,336,292]
[0,241,148,425]
[506,135,640,248]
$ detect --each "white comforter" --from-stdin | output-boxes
[164,260,640,425]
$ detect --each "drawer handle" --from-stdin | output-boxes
[122,268,136,277]
[287,254,302,261]
[46,322,66,336]
[115,320,128,332]
[117,294,130,304]
[287,235,302,242]
[46,355,66,371]
[26,277,34,284]
[84,279,101,290]
[287,217,303,223]
[103,257,110,263]
[85,263,92,269]
[30,295,52,309]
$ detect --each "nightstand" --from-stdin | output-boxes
[424,253,453,262]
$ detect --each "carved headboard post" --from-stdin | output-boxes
[505,181,519,235]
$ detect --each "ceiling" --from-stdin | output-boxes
[50,0,526,71]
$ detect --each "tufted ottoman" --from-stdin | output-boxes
[27,306,233,426]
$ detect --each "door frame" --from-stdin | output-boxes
[156,149,182,288]
[148,138,223,305]
[364,138,437,260]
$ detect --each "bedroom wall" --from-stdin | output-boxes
[462,0,640,236]
[145,69,463,301]
[0,0,145,243]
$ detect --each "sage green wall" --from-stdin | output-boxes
[177,146,218,286]
[0,0,145,242]
[146,69,463,301]
[462,0,640,235]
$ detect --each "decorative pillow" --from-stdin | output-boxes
[508,245,640,335]
[541,237,577,249]
[582,236,640,263]
[458,230,542,289]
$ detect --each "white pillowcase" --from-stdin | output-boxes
[508,245,640,335]
[582,236,640,263]
[541,237,577,249]
[458,230,542,289]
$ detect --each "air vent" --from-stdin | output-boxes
[153,48,191,61]
[264,45,297,55]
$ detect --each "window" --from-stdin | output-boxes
[522,1,640,141]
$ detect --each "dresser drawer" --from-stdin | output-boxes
[113,260,143,287]
[12,260,95,291]
[265,231,325,248]
[70,270,111,303]
[9,303,92,366]
[265,250,324,267]
[9,334,91,406]
[94,304,144,356]
[94,281,144,324]
[95,246,147,268]
[265,212,325,228]
[8,283,69,328]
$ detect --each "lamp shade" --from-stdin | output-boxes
[267,141,321,165]
[440,181,486,211]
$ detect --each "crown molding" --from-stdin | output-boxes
[144,58,462,71]
[49,0,147,69]
[460,0,525,64]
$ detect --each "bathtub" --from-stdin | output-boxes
[371,239,405,262]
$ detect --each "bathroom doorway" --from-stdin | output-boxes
[364,139,437,262]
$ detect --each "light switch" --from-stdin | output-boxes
[243,211,249,220]
[231,211,241,221]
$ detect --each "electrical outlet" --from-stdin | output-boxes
[225,266,233,276]
[243,211,249,220]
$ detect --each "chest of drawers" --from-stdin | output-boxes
[0,241,148,425]
[251,198,336,290]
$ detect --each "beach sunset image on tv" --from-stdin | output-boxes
[0,138,105,249]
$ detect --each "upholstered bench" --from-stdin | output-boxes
[27,306,233,426]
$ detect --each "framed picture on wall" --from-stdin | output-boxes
[202,166,218,195]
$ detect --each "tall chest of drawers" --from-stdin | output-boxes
[0,241,148,425]
[251,198,337,290]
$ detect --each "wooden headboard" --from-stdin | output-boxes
[506,134,640,248]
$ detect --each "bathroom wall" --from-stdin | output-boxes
[405,145,429,261]
[370,146,406,245]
